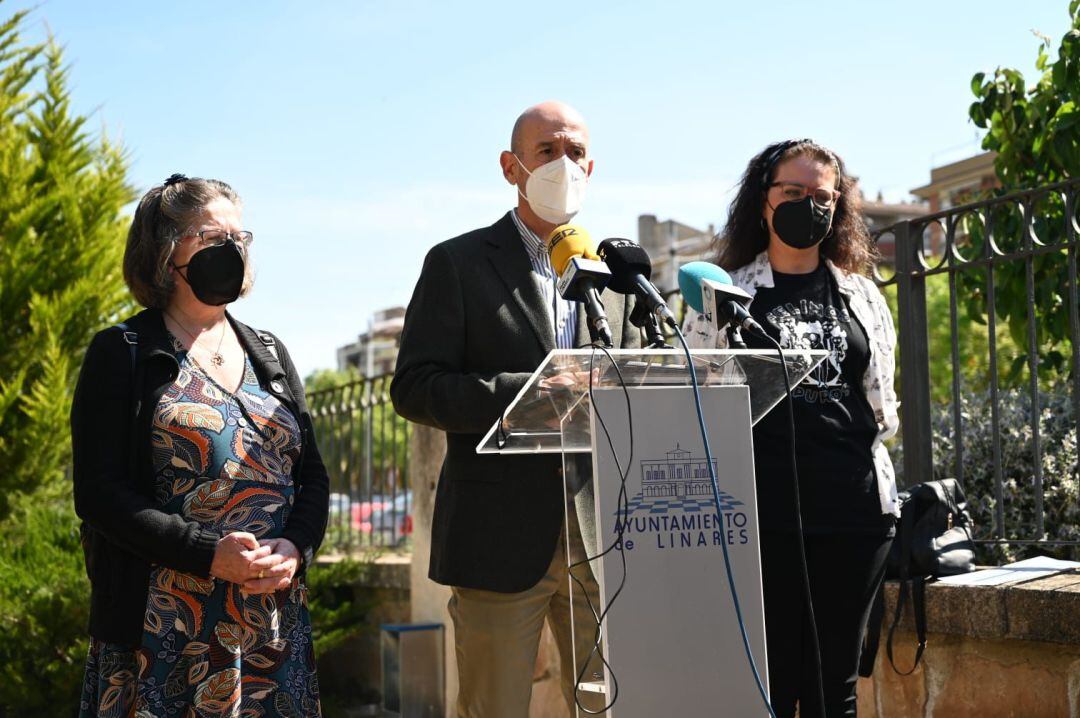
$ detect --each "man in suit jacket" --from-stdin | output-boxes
[391,101,639,717]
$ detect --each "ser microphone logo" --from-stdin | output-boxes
[547,226,578,254]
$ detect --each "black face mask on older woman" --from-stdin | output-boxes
[171,241,245,306]
[771,196,834,250]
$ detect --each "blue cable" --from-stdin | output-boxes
[673,325,777,718]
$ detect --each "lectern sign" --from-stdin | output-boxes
[586,385,770,717]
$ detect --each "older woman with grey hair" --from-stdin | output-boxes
[71,174,328,717]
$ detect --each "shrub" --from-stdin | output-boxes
[0,486,90,716]
[926,383,1078,564]
[306,558,378,657]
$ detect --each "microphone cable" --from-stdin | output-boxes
[672,324,777,718]
[689,316,827,717]
[756,332,827,718]
[565,343,634,715]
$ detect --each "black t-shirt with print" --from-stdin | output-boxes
[743,262,889,534]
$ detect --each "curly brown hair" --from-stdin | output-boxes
[714,139,877,275]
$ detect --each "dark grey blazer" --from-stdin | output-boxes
[390,211,639,592]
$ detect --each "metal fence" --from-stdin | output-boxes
[875,177,1080,553]
[307,375,411,552]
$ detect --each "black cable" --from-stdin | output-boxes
[756,332,827,717]
[672,325,778,718]
[567,344,633,715]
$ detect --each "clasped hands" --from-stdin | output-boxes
[210,532,301,595]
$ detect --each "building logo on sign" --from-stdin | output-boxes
[614,444,750,549]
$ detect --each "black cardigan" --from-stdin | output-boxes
[70,308,329,646]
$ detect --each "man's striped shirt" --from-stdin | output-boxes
[510,209,578,349]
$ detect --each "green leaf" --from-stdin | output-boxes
[971,71,986,96]
[1052,56,1068,90]
[1004,354,1028,385]
[970,101,987,127]
[1052,101,1079,129]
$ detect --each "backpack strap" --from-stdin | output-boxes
[116,322,140,418]
[83,322,142,568]
[115,323,143,480]
[885,496,927,674]
[256,330,279,361]
[886,576,928,675]
[859,582,886,677]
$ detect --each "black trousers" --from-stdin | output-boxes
[760,530,892,718]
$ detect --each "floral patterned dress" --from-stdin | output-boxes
[79,341,321,718]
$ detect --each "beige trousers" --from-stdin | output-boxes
[449,507,607,718]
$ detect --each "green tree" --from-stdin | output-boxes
[305,365,364,393]
[966,1,1079,382]
[0,6,134,714]
[0,15,134,515]
[882,275,1020,405]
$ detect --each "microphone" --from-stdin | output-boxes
[629,300,671,349]
[547,225,614,347]
[677,261,765,338]
[596,238,678,330]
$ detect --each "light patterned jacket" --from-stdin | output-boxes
[682,250,901,517]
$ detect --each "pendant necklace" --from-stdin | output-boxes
[166,312,227,367]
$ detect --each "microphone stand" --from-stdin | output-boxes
[726,325,748,349]
[630,301,672,349]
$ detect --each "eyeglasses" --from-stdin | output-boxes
[768,182,841,208]
[184,229,254,247]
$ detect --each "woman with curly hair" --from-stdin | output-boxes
[684,140,900,717]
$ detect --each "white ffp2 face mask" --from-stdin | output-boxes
[515,154,588,224]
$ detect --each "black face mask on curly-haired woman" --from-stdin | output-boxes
[769,195,834,250]
[762,155,841,266]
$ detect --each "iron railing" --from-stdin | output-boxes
[874,177,1080,552]
[307,375,411,551]
[665,179,1078,554]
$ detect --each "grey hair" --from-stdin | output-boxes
[123,176,252,308]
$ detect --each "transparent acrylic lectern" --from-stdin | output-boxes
[477,349,827,718]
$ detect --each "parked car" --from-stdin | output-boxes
[328,490,413,546]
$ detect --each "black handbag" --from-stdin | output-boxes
[859,478,976,676]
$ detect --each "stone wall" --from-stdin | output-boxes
[407,424,457,716]
[409,423,570,718]
[857,631,1080,717]
[855,574,1080,717]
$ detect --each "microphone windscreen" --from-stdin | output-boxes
[547,225,598,276]
[678,261,733,313]
[597,238,652,293]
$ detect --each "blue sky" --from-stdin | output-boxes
[10,0,1073,375]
